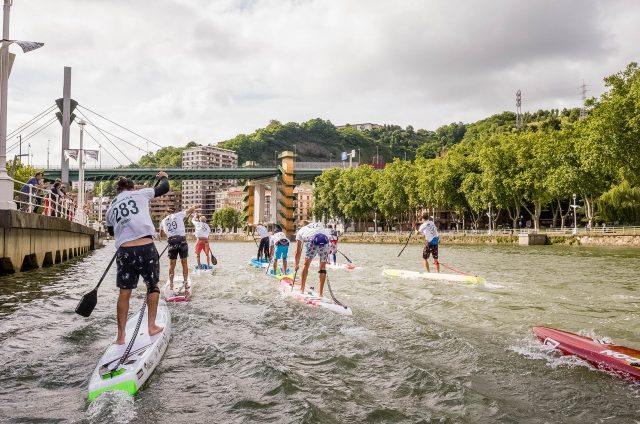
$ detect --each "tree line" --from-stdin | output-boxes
[313,63,640,230]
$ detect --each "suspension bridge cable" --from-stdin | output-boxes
[7,117,57,153]
[77,104,162,148]
[84,122,147,151]
[76,109,135,165]
[83,128,124,167]
[6,104,56,140]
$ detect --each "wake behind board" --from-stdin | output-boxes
[164,276,193,302]
[279,277,352,316]
[533,326,640,381]
[88,301,171,401]
[249,258,269,268]
[383,268,485,283]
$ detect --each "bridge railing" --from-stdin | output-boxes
[10,177,87,226]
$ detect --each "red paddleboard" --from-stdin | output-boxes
[533,326,640,381]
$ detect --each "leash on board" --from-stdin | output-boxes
[326,276,347,310]
[439,262,471,276]
[108,297,148,375]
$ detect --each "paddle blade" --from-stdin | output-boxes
[211,253,218,266]
[75,289,98,317]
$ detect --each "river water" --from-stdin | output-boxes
[1,241,639,423]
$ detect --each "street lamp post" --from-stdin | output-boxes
[487,202,493,235]
[77,120,86,223]
[572,193,577,235]
[0,0,44,209]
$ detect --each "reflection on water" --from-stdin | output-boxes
[0,241,639,422]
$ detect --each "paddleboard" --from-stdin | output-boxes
[88,301,171,401]
[268,268,293,279]
[164,276,193,302]
[279,277,352,316]
[383,268,485,283]
[533,326,640,381]
[311,260,356,270]
[193,263,214,275]
[249,258,269,268]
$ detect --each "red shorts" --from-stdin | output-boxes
[195,238,210,255]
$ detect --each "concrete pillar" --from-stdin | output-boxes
[243,184,254,228]
[278,151,295,234]
[254,183,265,224]
[269,177,278,225]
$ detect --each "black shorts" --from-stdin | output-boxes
[116,243,160,289]
[168,235,188,260]
[423,242,439,260]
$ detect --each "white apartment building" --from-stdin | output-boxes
[182,145,238,219]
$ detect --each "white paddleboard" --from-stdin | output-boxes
[88,301,171,401]
[164,276,193,302]
[383,268,485,283]
[311,260,356,270]
[278,277,352,316]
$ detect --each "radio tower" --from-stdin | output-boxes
[515,89,523,130]
[580,81,588,120]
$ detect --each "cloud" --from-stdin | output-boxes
[4,0,640,168]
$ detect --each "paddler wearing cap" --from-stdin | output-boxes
[105,172,170,345]
[294,221,331,297]
[415,213,440,273]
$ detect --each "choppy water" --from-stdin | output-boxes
[1,241,639,423]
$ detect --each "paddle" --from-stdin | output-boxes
[337,250,353,264]
[75,252,117,317]
[397,224,415,257]
[290,268,298,292]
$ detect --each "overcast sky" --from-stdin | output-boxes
[5,0,640,167]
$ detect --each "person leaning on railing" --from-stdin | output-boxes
[18,171,45,213]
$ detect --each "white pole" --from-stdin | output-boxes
[78,120,86,221]
[0,0,14,209]
[572,194,577,235]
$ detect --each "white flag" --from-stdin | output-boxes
[6,39,45,53]
[64,149,79,161]
[84,149,99,161]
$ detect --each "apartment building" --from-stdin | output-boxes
[149,190,182,223]
[182,145,238,219]
[294,184,314,223]
[214,186,245,212]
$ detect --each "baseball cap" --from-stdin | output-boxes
[312,233,329,246]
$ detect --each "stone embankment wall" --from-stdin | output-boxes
[0,210,97,275]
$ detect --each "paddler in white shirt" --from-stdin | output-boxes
[415,213,440,273]
[294,221,331,297]
[254,223,270,262]
[268,225,290,276]
[105,172,170,345]
[193,213,212,270]
[160,205,197,291]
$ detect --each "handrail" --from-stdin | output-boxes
[9,177,87,226]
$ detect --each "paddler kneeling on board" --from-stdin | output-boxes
[415,213,440,273]
[160,205,197,291]
[294,221,331,297]
[193,213,212,270]
[106,172,170,345]
[269,225,289,276]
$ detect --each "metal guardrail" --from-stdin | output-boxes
[10,177,87,226]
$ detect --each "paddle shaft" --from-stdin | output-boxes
[397,228,415,257]
[93,252,118,291]
[337,250,352,264]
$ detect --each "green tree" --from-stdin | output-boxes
[211,207,243,232]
